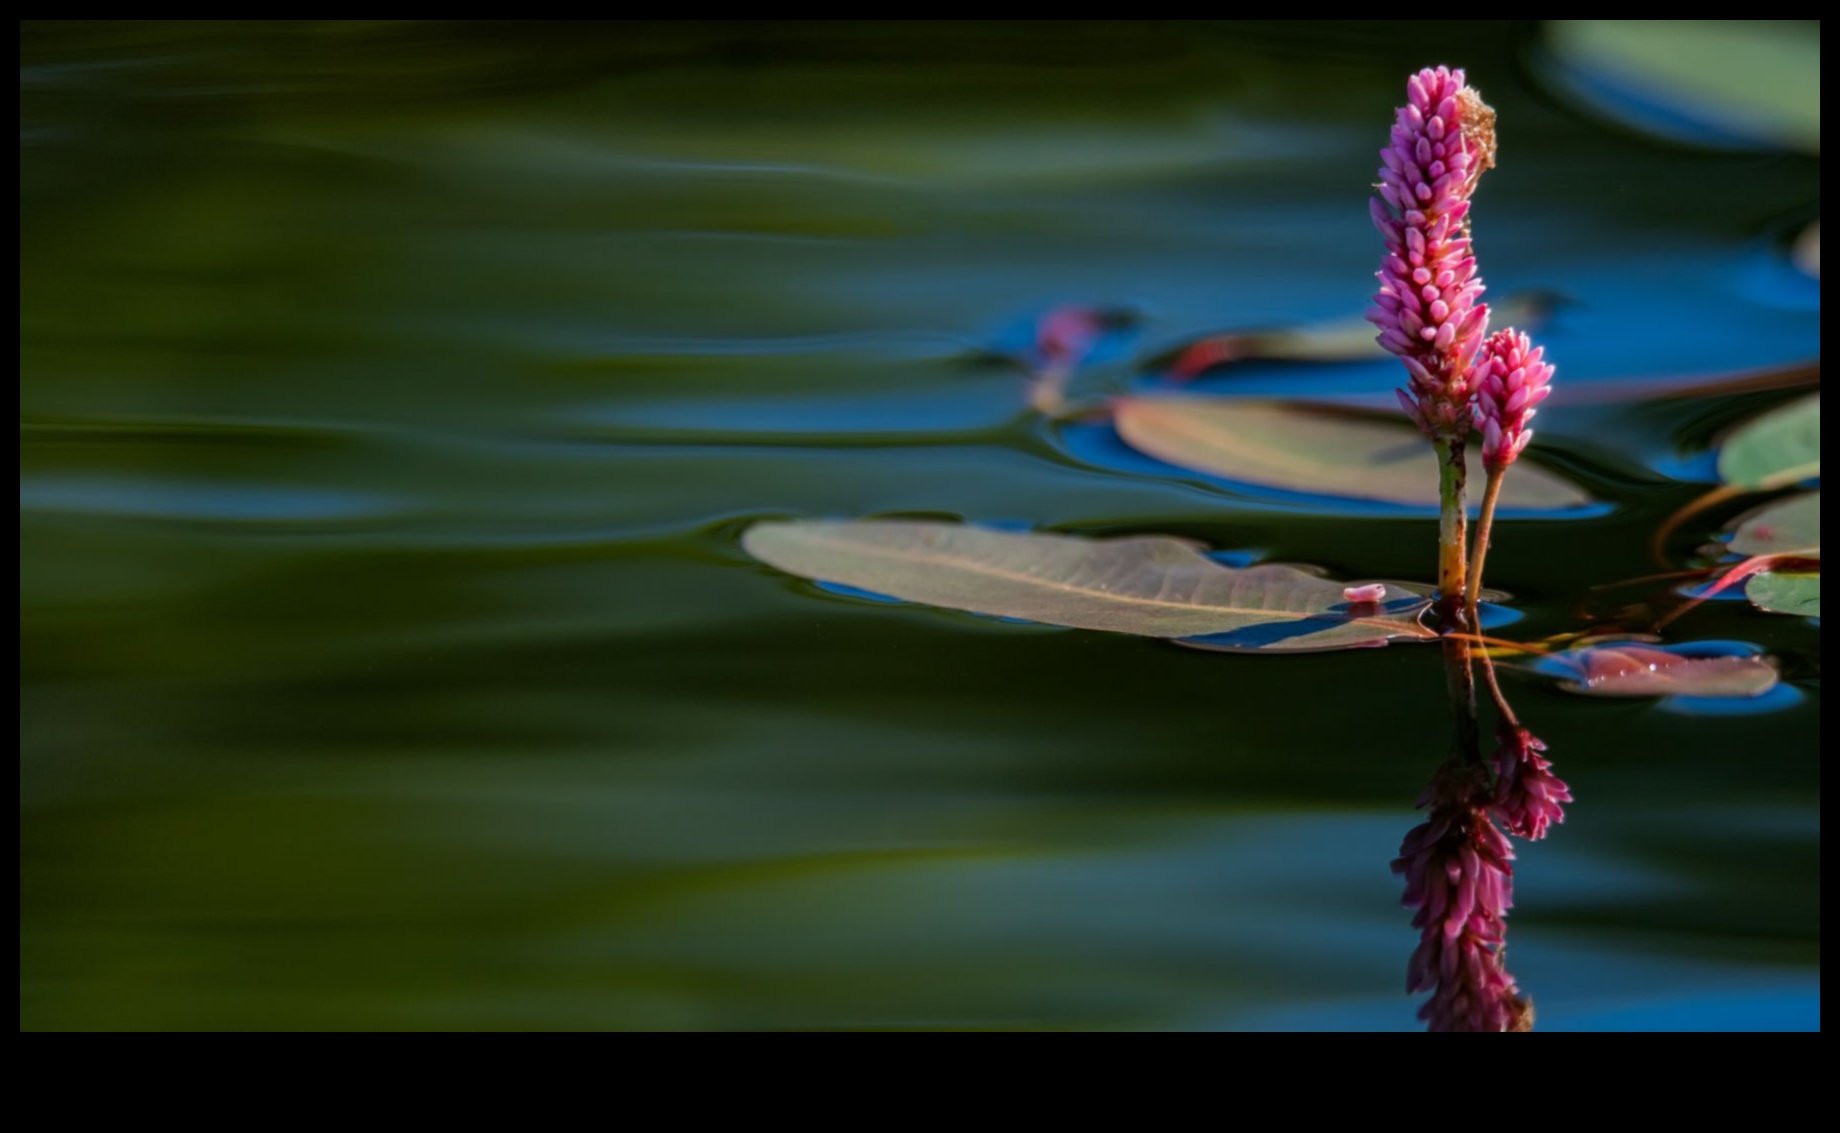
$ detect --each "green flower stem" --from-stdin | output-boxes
[1465,468,1506,632]
[1433,437,1479,761]
[1433,437,1470,634]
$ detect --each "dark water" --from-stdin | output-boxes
[21,22,1819,1030]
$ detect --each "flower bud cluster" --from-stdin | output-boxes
[1367,66,1498,440]
[1474,329,1555,471]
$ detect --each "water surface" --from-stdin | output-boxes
[21,22,1818,1030]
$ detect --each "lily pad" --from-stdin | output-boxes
[1718,393,1820,490]
[1729,491,1820,558]
[1745,571,1821,617]
[1545,21,1820,152]
[743,519,1436,652]
[1535,641,1780,699]
[1111,397,1592,510]
[1162,292,1557,379]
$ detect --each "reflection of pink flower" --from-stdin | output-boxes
[1392,763,1531,1032]
[1474,329,1555,471]
[1366,66,1497,440]
[1490,723,1570,841]
[1035,306,1103,371]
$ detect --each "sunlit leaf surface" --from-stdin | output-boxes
[1729,491,1820,558]
[1545,21,1821,152]
[1745,572,1821,618]
[1538,642,1780,699]
[744,519,1436,651]
[1719,394,1820,489]
[1112,397,1592,510]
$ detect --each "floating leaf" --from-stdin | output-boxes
[743,519,1436,652]
[1111,397,1592,510]
[1795,220,1819,279]
[1718,393,1820,490]
[1544,21,1820,152]
[1162,292,1556,379]
[1746,571,1821,617]
[1536,641,1780,699]
[1653,396,1821,561]
[1656,491,1819,625]
[1729,491,1820,558]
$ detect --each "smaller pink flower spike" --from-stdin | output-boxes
[1473,328,1554,472]
[1343,583,1389,604]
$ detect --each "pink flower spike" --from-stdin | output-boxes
[1473,328,1556,472]
[1343,583,1389,604]
[1370,67,1498,441]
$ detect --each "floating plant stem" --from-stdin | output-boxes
[1434,437,1471,632]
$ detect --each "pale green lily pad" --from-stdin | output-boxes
[1745,572,1820,617]
[744,519,1436,652]
[1719,394,1820,490]
[1113,397,1592,510]
[1729,491,1820,557]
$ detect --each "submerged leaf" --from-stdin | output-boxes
[1719,393,1820,490]
[1745,571,1821,617]
[1538,642,1780,699]
[1112,397,1592,510]
[1729,491,1821,558]
[743,519,1436,652]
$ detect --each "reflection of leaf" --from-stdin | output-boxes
[1729,491,1820,557]
[1112,397,1592,510]
[1719,393,1820,490]
[1746,572,1820,617]
[1540,642,1780,699]
[1545,21,1820,152]
[743,519,1436,651]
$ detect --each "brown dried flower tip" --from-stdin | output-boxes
[1455,87,1497,178]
